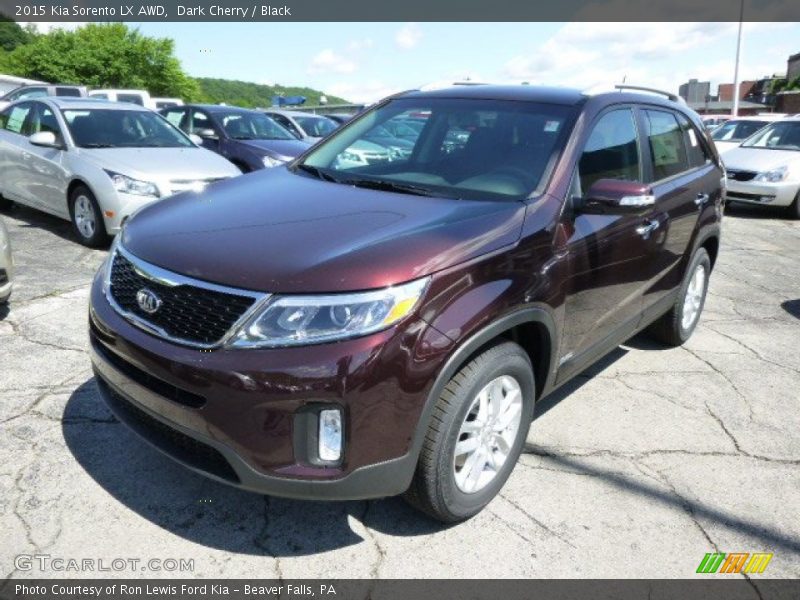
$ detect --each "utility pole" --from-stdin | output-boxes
[732,0,744,117]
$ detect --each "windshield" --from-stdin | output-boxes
[741,121,800,151]
[711,120,768,142]
[218,111,295,140]
[62,109,193,148]
[297,97,577,201]
[295,115,337,138]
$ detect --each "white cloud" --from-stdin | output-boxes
[347,38,374,52]
[17,22,86,33]
[308,49,357,75]
[395,23,422,50]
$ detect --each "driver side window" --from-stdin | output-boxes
[577,109,641,195]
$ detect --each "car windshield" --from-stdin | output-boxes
[711,120,768,142]
[62,109,193,148]
[218,111,295,140]
[740,121,800,151]
[296,97,576,201]
[295,115,337,138]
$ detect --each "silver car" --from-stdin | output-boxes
[0,98,241,246]
[262,109,338,144]
[0,216,12,304]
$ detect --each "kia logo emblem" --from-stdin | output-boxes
[136,288,162,314]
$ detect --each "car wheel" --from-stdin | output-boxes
[403,341,535,522]
[647,247,711,347]
[69,186,108,248]
[788,191,800,220]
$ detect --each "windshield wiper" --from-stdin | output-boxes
[293,163,340,183]
[342,177,438,197]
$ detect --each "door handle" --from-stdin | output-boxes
[695,193,710,207]
[636,219,659,240]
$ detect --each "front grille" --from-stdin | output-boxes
[91,333,206,408]
[97,376,239,483]
[168,177,228,194]
[726,169,757,182]
[108,250,258,346]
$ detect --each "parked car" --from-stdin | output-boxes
[722,116,800,218]
[711,115,785,155]
[326,113,355,125]
[162,104,311,172]
[701,115,731,130]
[0,216,12,304]
[262,109,338,143]
[0,98,240,246]
[152,98,184,110]
[88,89,157,110]
[0,84,87,110]
[89,85,723,522]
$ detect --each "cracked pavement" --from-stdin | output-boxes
[1,202,799,580]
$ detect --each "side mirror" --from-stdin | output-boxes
[29,131,62,149]
[195,128,218,140]
[580,179,655,215]
[189,133,203,145]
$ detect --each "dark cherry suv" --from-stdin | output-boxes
[88,85,724,522]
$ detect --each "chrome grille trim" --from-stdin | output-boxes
[104,244,270,350]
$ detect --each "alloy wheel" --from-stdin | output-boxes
[682,263,706,330]
[73,195,96,240]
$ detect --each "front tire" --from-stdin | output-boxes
[69,186,108,248]
[647,247,711,346]
[404,341,535,522]
[788,191,800,220]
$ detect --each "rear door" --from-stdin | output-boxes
[0,102,37,206]
[636,108,719,315]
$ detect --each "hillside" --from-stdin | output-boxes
[195,77,349,108]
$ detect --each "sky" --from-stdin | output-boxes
[31,22,800,103]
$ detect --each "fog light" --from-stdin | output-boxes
[318,408,343,462]
[760,196,775,204]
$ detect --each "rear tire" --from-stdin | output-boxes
[647,248,711,347]
[403,341,535,523]
[69,185,108,248]
[788,192,800,220]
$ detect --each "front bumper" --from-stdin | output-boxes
[88,270,450,500]
[725,179,799,207]
[101,192,161,235]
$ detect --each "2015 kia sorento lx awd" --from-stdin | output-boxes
[89,85,724,522]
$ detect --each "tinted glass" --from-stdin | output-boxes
[117,94,145,106]
[162,109,185,128]
[711,120,768,142]
[741,121,800,151]
[268,113,302,137]
[217,111,295,140]
[55,87,82,97]
[189,110,212,134]
[295,115,337,137]
[578,109,640,193]
[62,109,193,148]
[10,87,46,101]
[301,97,576,201]
[30,104,61,136]
[643,110,689,180]
[677,114,710,169]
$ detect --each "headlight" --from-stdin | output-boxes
[262,155,285,168]
[229,276,430,348]
[754,165,788,183]
[105,170,160,197]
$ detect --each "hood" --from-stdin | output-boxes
[722,147,800,172]
[714,141,740,155]
[237,138,311,160]
[77,147,239,180]
[121,168,526,293]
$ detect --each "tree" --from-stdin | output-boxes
[0,14,33,52]
[4,23,200,99]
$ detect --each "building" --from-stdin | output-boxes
[718,80,757,102]
[679,79,711,104]
[788,52,800,82]
[687,99,766,116]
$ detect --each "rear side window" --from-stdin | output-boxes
[2,104,32,134]
[56,87,82,97]
[91,93,108,100]
[9,87,46,101]
[163,109,185,129]
[643,110,689,181]
[117,94,144,105]
[677,114,710,169]
[578,108,641,193]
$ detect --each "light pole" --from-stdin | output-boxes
[732,0,744,117]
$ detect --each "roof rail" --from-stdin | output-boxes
[614,84,684,104]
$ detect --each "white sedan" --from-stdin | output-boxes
[723,117,800,218]
[0,98,241,246]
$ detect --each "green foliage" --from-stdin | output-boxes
[0,14,33,52]
[3,23,200,100]
[195,77,349,108]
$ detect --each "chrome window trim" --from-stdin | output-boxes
[104,243,271,350]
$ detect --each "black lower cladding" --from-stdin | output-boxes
[90,333,206,408]
[0,268,7,285]
[96,376,240,484]
[109,251,256,345]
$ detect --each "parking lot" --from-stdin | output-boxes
[1,201,799,580]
